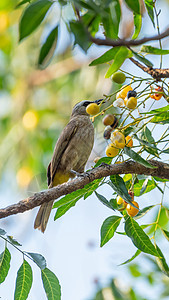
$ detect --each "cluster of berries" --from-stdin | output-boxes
[113,85,137,110]
[117,190,139,217]
[104,129,133,157]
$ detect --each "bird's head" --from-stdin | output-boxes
[71,99,103,117]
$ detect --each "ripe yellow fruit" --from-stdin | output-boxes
[116,196,127,211]
[125,136,133,147]
[86,103,100,115]
[126,97,137,109]
[111,130,125,149]
[116,91,126,100]
[122,85,132,95]
[126,201,139,217]
[103,114,115,126]
[112,72,126,84]
[105,143,119,157]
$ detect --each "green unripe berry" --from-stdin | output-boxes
[112,72,126,84]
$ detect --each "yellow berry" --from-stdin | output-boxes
[126,201,139,217]
[125,136,133,147]
[116,91,126,100]
[105,144,119,157]
[111,130,125,149]
[103,114,115,126]
[116,196,127,211]
[121,85,133,96]
[126,97,137,109]
[86,103,100,115]
[112,72,126,84]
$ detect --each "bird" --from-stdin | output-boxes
[34,99,102,232]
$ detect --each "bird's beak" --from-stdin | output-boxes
[94,99,105,105]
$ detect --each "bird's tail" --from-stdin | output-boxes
[34,200,54,233]
[34,172,70,233]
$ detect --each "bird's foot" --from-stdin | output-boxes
[70,170,83,177]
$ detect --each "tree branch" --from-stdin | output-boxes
[89,27,169,47]
[0,160,168,220]
[129,57,169,81]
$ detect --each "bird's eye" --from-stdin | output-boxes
[83,101,91,107]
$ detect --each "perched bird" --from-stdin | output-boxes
[34,99,102,232]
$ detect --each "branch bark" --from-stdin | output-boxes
[0,160,168,219]
[89,27,169,48]
[89,28,169,81]
[129,57,169,81]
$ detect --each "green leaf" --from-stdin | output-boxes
[14,260,33,300]
[109,174,133,205]
[125,217,159,256]
[7,236,22,246]
[132,50,153,67]
[145,105,169,114]
[27,252,46,269]
[102,7,118,39]
[85,14,100,37]
[89,47,120,66]
[41,268,61,300]
[135,205,155,219]
[141,45,169,55]
[161,229,169,242]
[105,47,131,78]
[95,191,115,210]
[0,247,11,284]
[78,0,102,14]
[120,249,141,265]
[139,126,159,157]
[162,148,169,154]
[100,216,122,247]
[150,112,169,124]
[0,228,6,235]
[53,179,102,209]
[132,13,142,39]
[94,156,112,168]
[19,0,53,41]
[153,176,169,182]
[124,0,140,14]
[134,179,156,196]
[134,133,159,157]
[123,126,134,137]
[109,0,121,37]
[54,199,79,220]
[15,0,31,9]
[129,264,141,277]
[156,245,169,277]
[124,147,156,168]
[69,20,90,52]
[38,26,58,69]
[102,2,121,40]
[140,126,156,146]
[148,207,169,235]
[144,0,155,27]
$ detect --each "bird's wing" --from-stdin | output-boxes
[47,119,78,186]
